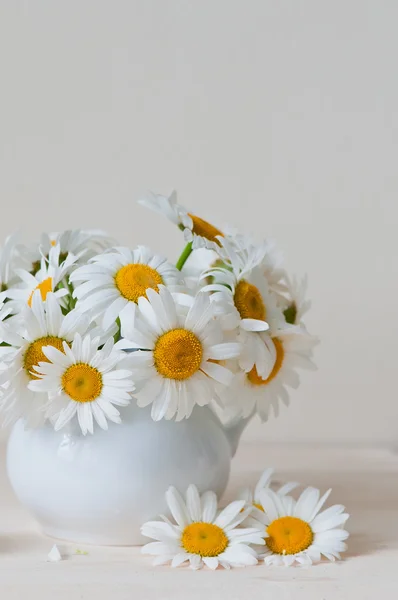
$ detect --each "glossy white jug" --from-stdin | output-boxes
[7,403,248,545]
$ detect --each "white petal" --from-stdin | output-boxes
[253,468,274,501]
[189,554,202,570]
[294,487,320,522]
[215,500,246,529]
[47,544,62,562]
[186,485,201,522]
[207,342,241,361]
[141,521,179,543]
[171,553,190,568]
[53,401,78,431]
[166,487,190,528]
[240,318,269,332]
[200,361,233,385]
[201,491,218,523]
[202,557,219,570]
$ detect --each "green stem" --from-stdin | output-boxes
[176,242,193,271]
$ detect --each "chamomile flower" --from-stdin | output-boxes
[226,328,318,421]
[0,292,89,428]
[247,486,349,566]
[29,333,135,435]
[70,246,182,329]
[119,286,241,421]
[18,229,116,274]
[5,244,77,314]
[141,484,264,569]
[281,274,311,326]
[138,190,226,251]
[238,468,298,516]
[202,238,287,379]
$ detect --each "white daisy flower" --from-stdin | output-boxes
[29,333,135,435]
[17,229,116,274]
[216,233,287,296]
[70,246,182,329]
[238,468,298,517]
[247,486,349,566]
[225,327,318,421]
[138,190,226,251]
[202,237,289,379]
[118,286,241,421]
[0,292,89,428]
[280,274,311,326]
[4,244,78,313]
[141,484,264,569]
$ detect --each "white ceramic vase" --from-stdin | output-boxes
[6,403,249,546]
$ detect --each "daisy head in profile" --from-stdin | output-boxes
[141,484,264,569]
[0,291,90,428]
[118,285,241,421]
[238,468,298,517]
[246,486,349,566]
[280,273,311,326]
[28,333,135,435]
[70,245,182,329]
[138,189,226,252]
[4,244,78,314]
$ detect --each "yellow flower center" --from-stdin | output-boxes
[266,516,313,555]
[24,336,66,380]
[27,277,53,307]
[114,264,163,303]
[188,213,223,244]
[181,522,228,557]
[247,338,285,386]
[153,328,203,380]
[62,363,103,403]
[234,280,266,321]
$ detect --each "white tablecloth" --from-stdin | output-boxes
[0,442,397,599]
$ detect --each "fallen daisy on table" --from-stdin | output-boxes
[237,467,298,515]
[246,485,350,566]
[140,479,349,570]
[141,484,265,569]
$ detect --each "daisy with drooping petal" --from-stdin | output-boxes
[238,468,298,517]
[138,190,226,251]
[202,237,288,379]
[118,286,241,421]
[281,274,311,326]
[246,486,349,566]
[141,484,264,569]
[4,244,78,313]
[225,327,318,421]
[29,333,135,435]
[0,292,90,428]
[70,245,182,329]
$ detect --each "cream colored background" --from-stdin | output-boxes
[0,1,396,444]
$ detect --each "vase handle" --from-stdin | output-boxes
[223,412,254,457]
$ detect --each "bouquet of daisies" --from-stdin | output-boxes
[0,191,317,435]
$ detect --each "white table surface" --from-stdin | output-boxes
[0,441,397,600]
